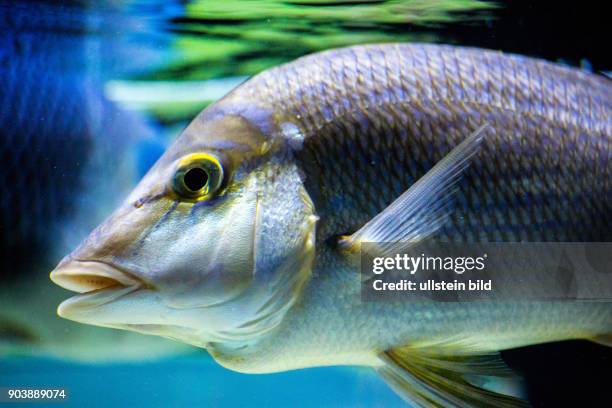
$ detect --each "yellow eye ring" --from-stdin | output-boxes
[173,153,224,201]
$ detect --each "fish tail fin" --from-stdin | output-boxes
[376,345,529,407]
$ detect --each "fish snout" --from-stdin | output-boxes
[49,196,161,295]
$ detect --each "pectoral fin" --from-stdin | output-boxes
[377,344,528,407]
[339,124,489,255]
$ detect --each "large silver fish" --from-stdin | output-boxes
[50,44,612,406]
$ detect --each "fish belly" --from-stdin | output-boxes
[231,261,612,373]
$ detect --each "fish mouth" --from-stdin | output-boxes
[50,259,142,293]
[50,259,144,321]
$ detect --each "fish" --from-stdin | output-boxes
[50,43,612,406]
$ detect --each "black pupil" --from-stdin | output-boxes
[183,167,209,192]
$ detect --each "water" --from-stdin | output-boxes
[0,1,609,407]
[1,356,403,407]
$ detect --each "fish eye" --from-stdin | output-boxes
[173,153,224,200]
[183,167,208,192]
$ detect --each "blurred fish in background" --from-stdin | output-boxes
[0,0,190,359]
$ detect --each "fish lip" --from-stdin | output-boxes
[50,259,146,321]
[56,284,142,320]
[50,259,143,294]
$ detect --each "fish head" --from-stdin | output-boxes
[50,100,317,347]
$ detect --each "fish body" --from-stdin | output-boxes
[50,44,612,405]
[210,43,611,369]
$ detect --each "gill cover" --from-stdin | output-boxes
[134,110,318,345]
[159,154,318,344]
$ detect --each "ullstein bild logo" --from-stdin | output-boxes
[360,242,612,302]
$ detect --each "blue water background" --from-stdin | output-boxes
[1,356,402,407]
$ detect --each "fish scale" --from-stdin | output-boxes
[237,44,611,242]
